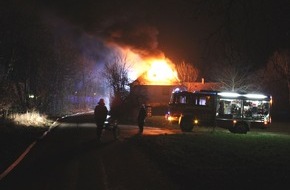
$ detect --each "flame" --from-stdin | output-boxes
[145,59,179,85]
[113,46,179,85]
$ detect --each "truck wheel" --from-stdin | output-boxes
[180,116,193,132]
[229,122,249,134]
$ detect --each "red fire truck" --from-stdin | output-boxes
[166,89,272,133]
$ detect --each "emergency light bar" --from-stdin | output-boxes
[217,92,240,97]
[218,92,268,99]
[243,94,268,99]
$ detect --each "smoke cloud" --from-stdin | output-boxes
[40,0,166,60]
[100,21,163,58]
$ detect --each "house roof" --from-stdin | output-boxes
[131,71,181,86]
[131,74,221,91]
[183,82,221,91]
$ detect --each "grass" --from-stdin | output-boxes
[0,111,53,175]
[132,128,290,189]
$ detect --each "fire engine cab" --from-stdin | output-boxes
[166,89,272,133]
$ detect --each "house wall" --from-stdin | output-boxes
[131,85,180,105]
[130,85,184,115]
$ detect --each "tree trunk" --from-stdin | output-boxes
[288,80,290,107]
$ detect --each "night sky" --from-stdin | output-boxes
[4,0,290,78]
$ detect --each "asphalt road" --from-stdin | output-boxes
[0,115,179,190]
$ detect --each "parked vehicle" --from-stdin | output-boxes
[166,89,272,133]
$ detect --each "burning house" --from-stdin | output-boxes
[129,59,221,115]
[129,59,183,115]
[89,23,221,116]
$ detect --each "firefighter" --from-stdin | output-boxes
[137,104,147,135]
[94,98,108,141]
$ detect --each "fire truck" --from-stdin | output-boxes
[166,89,272,133]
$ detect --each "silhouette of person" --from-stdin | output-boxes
[218,101,224,116]
[137,104,147,135]
[94,98,108,141]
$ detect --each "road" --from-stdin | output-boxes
[0,114,179,190]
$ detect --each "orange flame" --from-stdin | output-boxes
[118,47,179,85]
[145,59,179,85]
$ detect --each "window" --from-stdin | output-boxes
[179,95,187,104]
[196,95,211,106]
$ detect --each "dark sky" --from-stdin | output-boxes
[6,0,290,76]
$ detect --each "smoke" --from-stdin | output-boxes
[40,1,174,94]
[39,0,164,58]
[95,19,172,80]
[100,21,163,59]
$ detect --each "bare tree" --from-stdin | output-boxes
[102,56,131,99]
[175,61,199,83]
[102,55,132,120]
[73,55,105,111]
[213,63,260,93]
[0,3,56,113]
[193,0,278,75]
[267,49,290,105]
